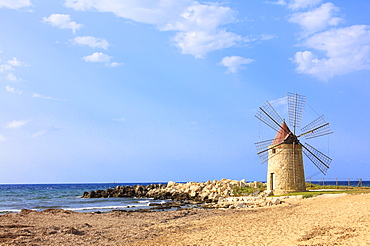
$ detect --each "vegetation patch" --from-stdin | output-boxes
[232,182,370,197]
[305,182,370,190]
[232,184,266,196]
[282,183,370,198]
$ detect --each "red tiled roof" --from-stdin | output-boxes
[272,121,291,144]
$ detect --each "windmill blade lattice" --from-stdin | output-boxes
[255,92,333,179]
[301,115,333,139]
[255,138,286,164]
[287,92,306,134]
[255,101,284,132]
[302,142,332,175]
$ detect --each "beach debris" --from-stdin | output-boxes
[64,227,84,235]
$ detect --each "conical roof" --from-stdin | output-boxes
[272,121,291,144]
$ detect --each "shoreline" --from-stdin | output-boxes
[1,192,370,245]
[2,179,369,215]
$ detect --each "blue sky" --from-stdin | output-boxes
[1,0,370,183]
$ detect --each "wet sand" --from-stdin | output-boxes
[1,192,370,245]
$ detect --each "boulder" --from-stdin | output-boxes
[81,179,270,207]
[271,197,281,205]
[167,181,176,187]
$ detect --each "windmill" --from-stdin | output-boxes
[255,92,333,195]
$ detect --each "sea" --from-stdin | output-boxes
[0,180,369,215]
[0,183,168,215]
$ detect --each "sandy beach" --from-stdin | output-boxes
[1,192,370,245]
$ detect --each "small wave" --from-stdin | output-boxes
[0,209,22,214]
[70,204,150,211]
[33,205,63,209]
[138,200,151,203]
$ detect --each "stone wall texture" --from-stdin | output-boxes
[267,144,306,195]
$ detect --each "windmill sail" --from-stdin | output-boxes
[255,138,285,164]
[300,115,333,139]
[255,101,285,132]
[302,142,332,175]
[287,92,306,134]
[255,92,332,178]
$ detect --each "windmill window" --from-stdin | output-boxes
[272,148,276,154]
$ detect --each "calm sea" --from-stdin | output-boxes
[1,181,369,214]
[308,180,370,187]
[0,183,167,215]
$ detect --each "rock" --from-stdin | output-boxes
[240,179,247,187]
[236,203,247,209]
[20,209,36,215]
[268,197,281,205]
[189,190,197,198]
[263,190,274,197]
[87,190,96,198]
[167,181,176,187]
[81,179,271,208]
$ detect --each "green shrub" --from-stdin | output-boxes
[232,185,266,196]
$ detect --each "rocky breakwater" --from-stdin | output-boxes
[82,179,258,203]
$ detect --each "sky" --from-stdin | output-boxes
[1,0,370,184]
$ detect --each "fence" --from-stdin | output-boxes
[305,178,365,189]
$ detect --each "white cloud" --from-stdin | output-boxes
[71,36,109,49]
[0,134,7,141]
[219,56,254,73]
[269,96,288,107]
[6,120,28,128]
[32,93,65,101]
[5,73,20,81]
[0,64,12,73]
[5,85,22,94]
[7,57,27,67]
[260,34,277,41]
[32,130,47,138]
[82,52,122,67]
[174,30,244,58]
[65,0,191,25]
[105,62,123,67]
[269,96,288,118]
[265,0,287,6]
[0,0,32,9]
[0,57,27,82]
[161,4,236,32]
[265,0,321,9]
[289,3,342,37]
[293,25,370,80]
[83,52,112,63]
[281,1,370,80]
[43,14,82,34]
[65,0,249,58]
[1,58,27,73]
[288,0,322,10]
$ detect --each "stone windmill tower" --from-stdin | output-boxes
[255,93,333,195]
